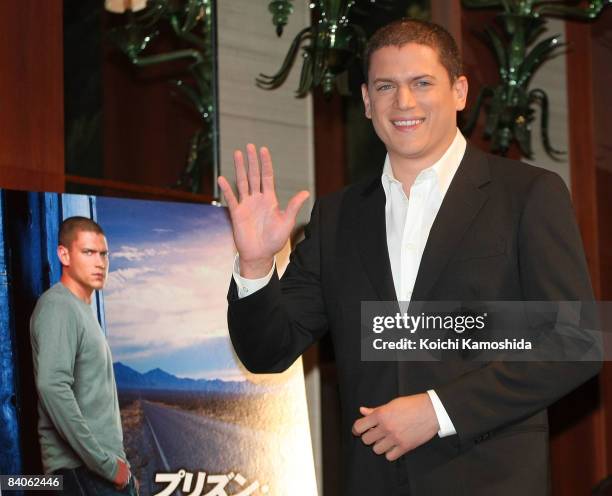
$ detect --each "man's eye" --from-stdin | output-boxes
[377,84,393,91]
[415,80,432,88]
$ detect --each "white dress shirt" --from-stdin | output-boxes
[233,128,467,438]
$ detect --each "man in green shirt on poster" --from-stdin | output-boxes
[30,217,137,496]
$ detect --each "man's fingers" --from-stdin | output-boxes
[385,445,405,462]
[217,176,239,211]
[246,143,261,194]
[352,411,378,435]
[361,426,385,446]
[260,146,275,193]
[373,437,395,455]
[234,150,249,200]
[285,190,310,222]
[360,406,375,416]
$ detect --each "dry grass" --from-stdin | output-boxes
[120,400,150,480]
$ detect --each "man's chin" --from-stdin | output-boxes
[389,145,429,162]
[89,281,106,291]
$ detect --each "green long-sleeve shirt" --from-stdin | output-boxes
[30,282,125,481]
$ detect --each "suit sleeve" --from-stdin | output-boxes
[434,171,602,446]
[227,200,329,373]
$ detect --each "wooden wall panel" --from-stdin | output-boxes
[461,6,608,494]
[566,20,601,295]
[592,7,612,483]
[313,90,346,196]
[102,38,207,195]
[431,0,462,53]
[597,167,612,481]
[0,1,64,192]
[549,9,612,495]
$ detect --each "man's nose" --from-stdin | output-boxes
[396,86,416,110]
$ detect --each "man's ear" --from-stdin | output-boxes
[361,83,372,119]
[57,245,70,267]
[453,76,468,112]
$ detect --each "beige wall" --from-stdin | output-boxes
[523,18,571,188]
[217,3,321,494]
[217,1,315,225]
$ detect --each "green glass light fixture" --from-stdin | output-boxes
[106,0,217,195]
[268,0,295,36]
[462,0,611,159]
[258,0,367,97]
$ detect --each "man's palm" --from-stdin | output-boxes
[218,144,309,277]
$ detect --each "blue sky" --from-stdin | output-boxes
[96,197,246,381]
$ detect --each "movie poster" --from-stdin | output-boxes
[0,190,316,494]
[95,197,318,496]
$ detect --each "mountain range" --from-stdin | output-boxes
[113,362,262,394]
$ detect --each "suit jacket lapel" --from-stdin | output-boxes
[354,177,398,302]
[412,144,491,301]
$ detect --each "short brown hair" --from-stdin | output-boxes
[363,18,463,84]
[59,216,105,248]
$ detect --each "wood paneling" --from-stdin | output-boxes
[461,6,608,494]
[548,9,612,495]
[0,1,64,192]
[593,7,612,483]
[313,90,346,196]
[550,378,603,495]
[597,167,612,481]
[102,34,210,196]
[431,0,462,53]
[66,175,214,203]
[566,20,601,295]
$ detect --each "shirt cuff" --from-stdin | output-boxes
[232,254,276,298]
[427,389,457,438]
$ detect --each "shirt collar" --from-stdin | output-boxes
[381,128,467,197]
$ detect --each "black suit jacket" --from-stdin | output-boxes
[227,145,601,495]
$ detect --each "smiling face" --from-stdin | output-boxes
[361,43,468,170]
[58,230,109,301]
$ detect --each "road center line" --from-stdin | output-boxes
[145,409,171,472]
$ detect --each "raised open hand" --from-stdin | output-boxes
[217,144,310,278]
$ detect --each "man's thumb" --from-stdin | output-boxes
[285,190,310,220]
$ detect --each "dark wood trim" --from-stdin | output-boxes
[0,167,65,194]
[548,17,609,495]
[591,8,612,481]
[0,1,65,193]
[66,175,215,204]
[597,169,612,479]
[431,0,462,53]
[565,21,601,297]
[313,90,346,196]
[458,7,607,494]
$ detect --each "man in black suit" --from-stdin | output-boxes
[218,18,600,495]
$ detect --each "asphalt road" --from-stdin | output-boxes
[142,400,276,491]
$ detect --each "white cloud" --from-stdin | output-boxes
[105,267,156,291]
[111,245,171,261]
[104,227,236,361]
